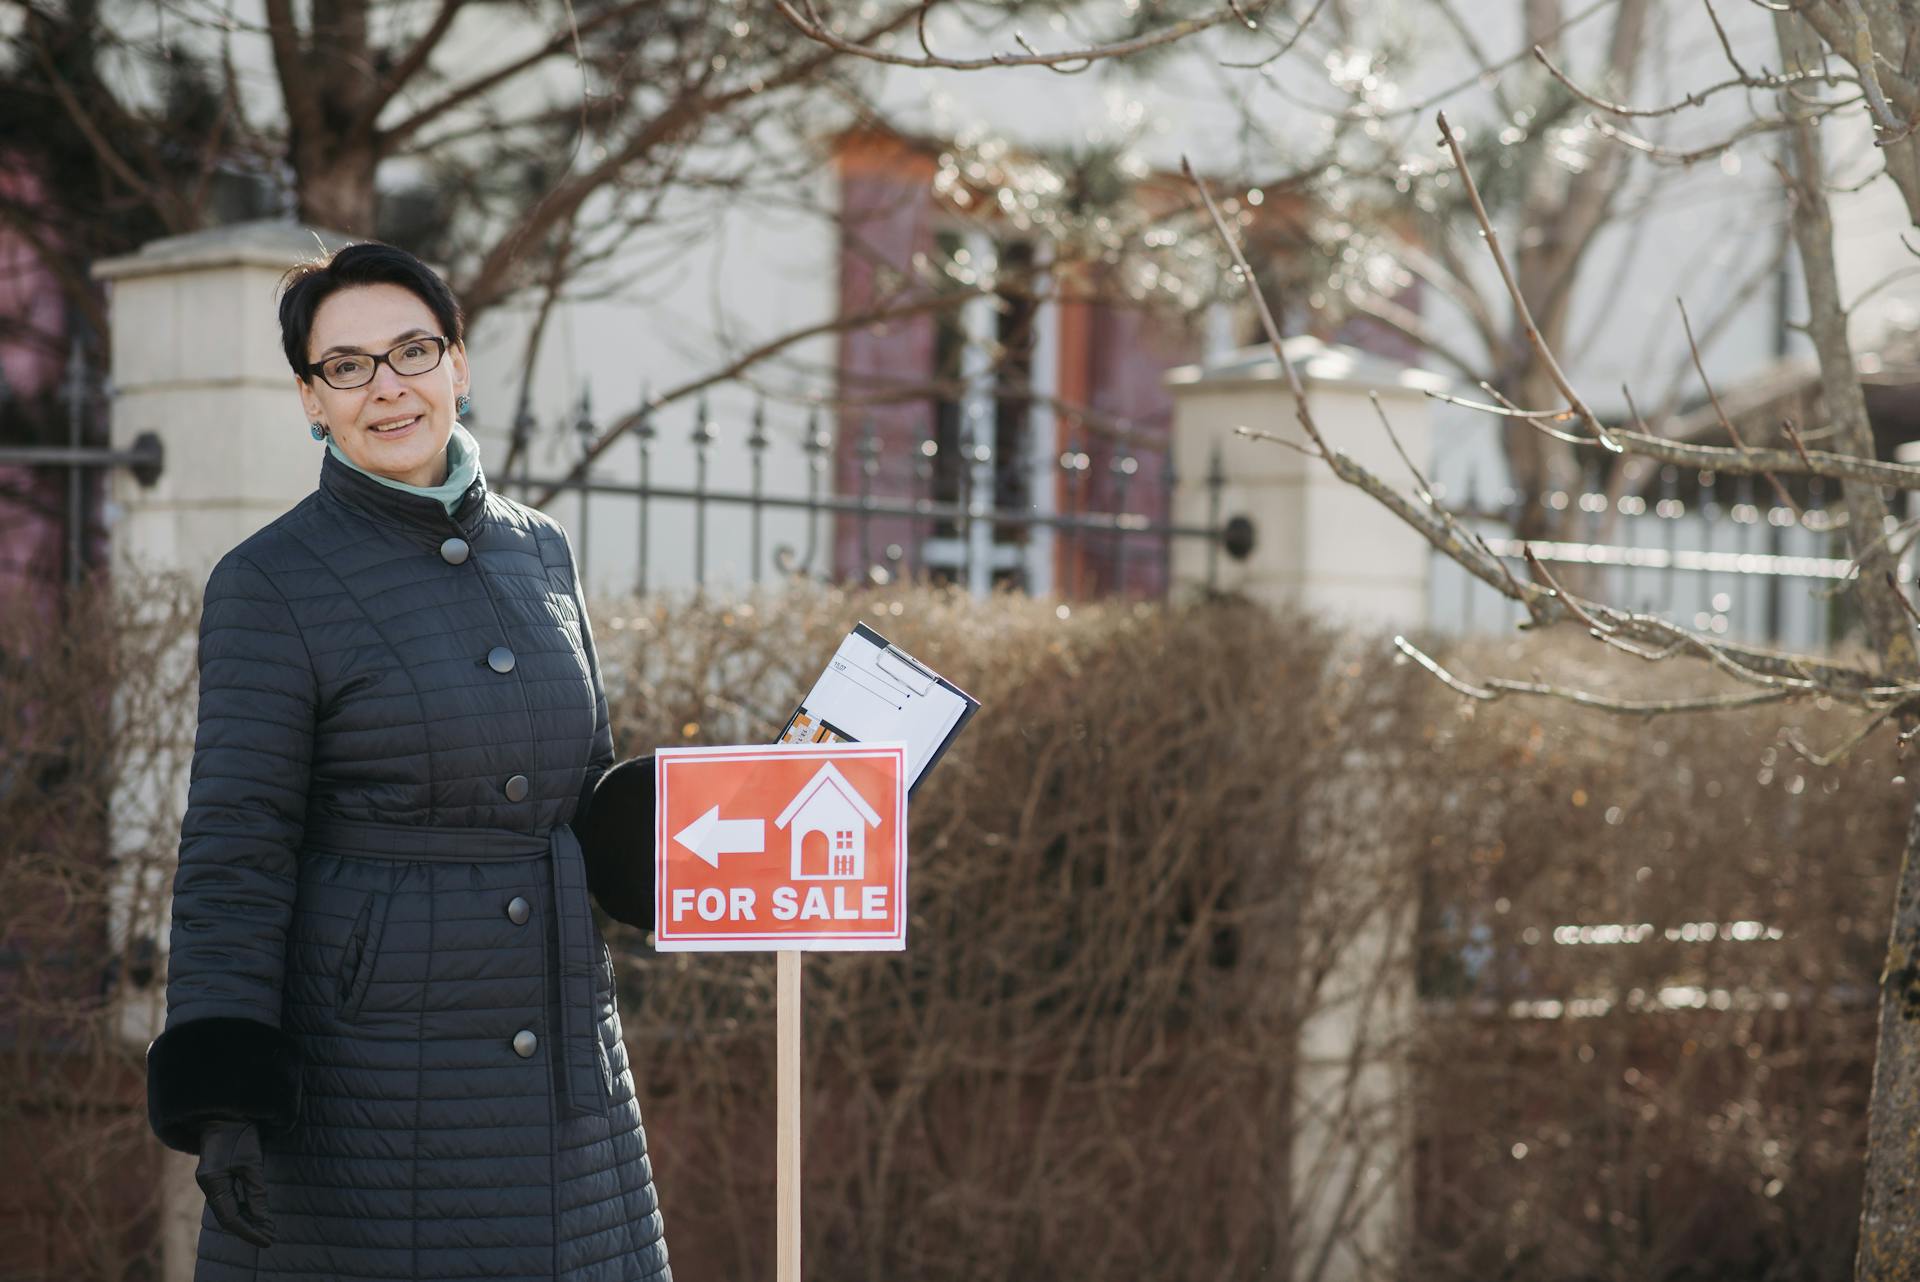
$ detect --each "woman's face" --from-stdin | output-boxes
[295,282,470,489]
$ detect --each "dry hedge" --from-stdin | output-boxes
[0,577,1904,1281]
[594,588,1333,1281]
[1399,625,1899,1282]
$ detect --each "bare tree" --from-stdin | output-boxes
[1320,0,1659,551]
[3,0,917,323]
[1173,3,1920,1273]
[2,0,1291,491]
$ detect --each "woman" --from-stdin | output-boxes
[144,241,668,1282]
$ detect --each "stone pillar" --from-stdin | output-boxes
[94,221,342,585]
[93,221,348,1282]
[1165,336,1439,626]
[1165,337,1439,1281]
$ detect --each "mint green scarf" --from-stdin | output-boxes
[327,421,482,514]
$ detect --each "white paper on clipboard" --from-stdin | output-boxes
[774,622,979,792]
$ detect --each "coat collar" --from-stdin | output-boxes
[318,444,490,539]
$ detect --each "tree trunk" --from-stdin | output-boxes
[1495,0,1651,602]
[293,144,379,237]
[269,0,381,237]
[1857,803,1920,1282]
[1772,14,1920,1280]
[1501,362,1575,547]
[1773,63,1911,673]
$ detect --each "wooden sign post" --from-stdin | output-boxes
[777,950,801,1282]
[654,742,910,1282]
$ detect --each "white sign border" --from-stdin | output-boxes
[653,741,910,953]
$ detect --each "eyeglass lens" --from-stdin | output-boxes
[322,337,445,389]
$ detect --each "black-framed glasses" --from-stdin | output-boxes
[305,335,449,390]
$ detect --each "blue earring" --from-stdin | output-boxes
[309,421,328,441]
[456,394,471,417]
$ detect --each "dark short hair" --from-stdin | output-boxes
[278,241,465,380]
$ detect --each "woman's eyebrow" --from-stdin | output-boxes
[316,328,433,358]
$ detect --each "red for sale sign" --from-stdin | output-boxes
[652,742,909,952]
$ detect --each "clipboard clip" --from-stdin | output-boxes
[876,642,936,697]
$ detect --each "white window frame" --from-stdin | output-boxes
[917,226,1060,597]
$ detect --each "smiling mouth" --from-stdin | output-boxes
[368,415,421,434]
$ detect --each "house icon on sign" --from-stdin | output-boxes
[776,763,883,881]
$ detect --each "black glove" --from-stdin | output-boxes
[196,1120,275,1248]
[576,755,657,929]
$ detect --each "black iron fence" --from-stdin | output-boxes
[1431,464,1865,650]
[0,373,1255,603]
[0,338,162,589]
[494,396,1256,599]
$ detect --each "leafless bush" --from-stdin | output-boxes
[0,574,197,1281]
[596,585,1343,1281]
[1398,624,1895,1282]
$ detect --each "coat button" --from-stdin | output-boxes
[504,773,529,802]
[439,536,470,565]
[512,1029,537,1058]
[487,645,516,674]
[506,896,530,925]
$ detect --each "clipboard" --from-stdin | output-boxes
[774,622,980,795]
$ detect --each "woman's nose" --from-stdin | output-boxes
[368,358,409,395]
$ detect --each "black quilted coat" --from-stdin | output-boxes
[145,447,670,1281]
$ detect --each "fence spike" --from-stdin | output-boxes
[1206,441,1224,594]
[693,396,713,586]
[859,416,878,581]
[749,398,769,452]
[693,394,716,446]
[750,399,767,585]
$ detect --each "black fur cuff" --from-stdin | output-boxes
[576,754,656,930]
[146,1017,302,1154]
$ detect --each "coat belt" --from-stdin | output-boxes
[300,815,612,1119]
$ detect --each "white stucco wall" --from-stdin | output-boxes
[464,166,845,596]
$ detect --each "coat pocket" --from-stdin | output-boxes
[336,891,391,1021]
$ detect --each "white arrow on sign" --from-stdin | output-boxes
[673,805,766,869]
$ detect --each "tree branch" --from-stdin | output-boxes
[28,39,180,230]
[1836,0,1920,143]
[262,0,320,147]
[378,0,645,150]
[1182,120,1899,703]
[458,7,925,315]
[1590,111,1824,166]
[772,0,1272,71]
[1676,295,1803,520]
[1393,637,1804,711]
[358,0,464,134]
[1533,43,1829,118]
[1434,111,1621,452]
[1774,7,1917,679]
